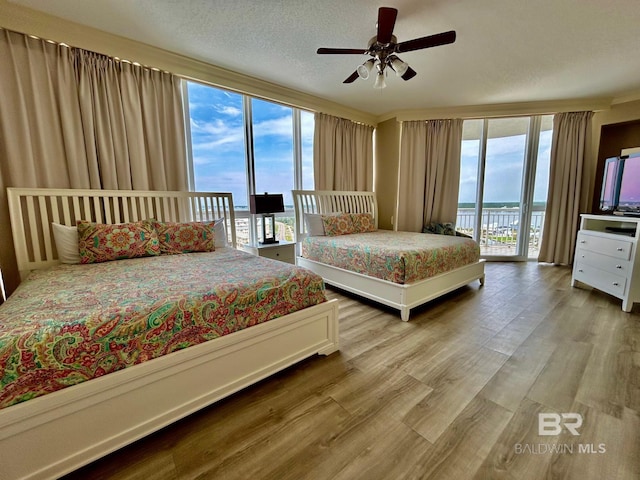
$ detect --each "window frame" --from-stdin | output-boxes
[183,79,313,245]
[458,115,553,260]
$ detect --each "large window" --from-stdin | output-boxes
[185,81,314,244]
[187,82,247,205]
[457,115,553,260]
[251,98,294,205]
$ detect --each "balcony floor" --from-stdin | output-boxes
[481,243,540,259]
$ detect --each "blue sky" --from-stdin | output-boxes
[459,129,552,205]
[188,81,551,208]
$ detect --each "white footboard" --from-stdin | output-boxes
[297,256,484,321]
[0,299,338,480]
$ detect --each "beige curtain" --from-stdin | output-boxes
[396,119,463,232]
[538,111,593,265]
[0,29,187,295]
[314,112,374,191]
[74,50,187,190]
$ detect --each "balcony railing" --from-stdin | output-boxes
[456,207,545,258]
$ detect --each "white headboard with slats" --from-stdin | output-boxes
[7,188,236,278]
[292,190,378,243]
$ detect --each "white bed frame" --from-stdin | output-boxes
[292,189,484,322]
[1,188,339,480]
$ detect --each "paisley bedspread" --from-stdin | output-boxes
[0,248,326,409]
[301,230,480,284]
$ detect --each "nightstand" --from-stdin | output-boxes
[239,241,296,265]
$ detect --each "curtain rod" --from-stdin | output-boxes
[0,26,171,74]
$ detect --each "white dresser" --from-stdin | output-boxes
[571,214,640,312]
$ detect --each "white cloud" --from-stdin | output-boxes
[486,134,527,157]
[188,100,204,112]
[460,133,540,203]
[253,116,292,138]
[190,118,245,150]
[192,152,243,167]
[216,105,242,117]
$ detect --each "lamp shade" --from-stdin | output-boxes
[389,56,409,76]
[373,72,386,89]
[357,59,375,80]
[249,193,285,214]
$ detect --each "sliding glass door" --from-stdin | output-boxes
[457,115,553,260]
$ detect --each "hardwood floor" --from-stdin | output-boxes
[63,262,640,480]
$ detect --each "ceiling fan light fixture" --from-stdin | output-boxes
[317,7,456,88]
[373,71,386,89]
[389,55,409,77]
[357,59,375,79]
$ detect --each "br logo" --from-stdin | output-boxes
[538,413,583,436]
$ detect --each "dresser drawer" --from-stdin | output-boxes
[574,249,631,275]
[576,232,632,260]
[573,261,627,298]
[238,242,296,264]
[260,246,295,263]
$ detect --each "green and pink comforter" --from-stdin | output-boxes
[301,230,480,284]
[0,248,326,409]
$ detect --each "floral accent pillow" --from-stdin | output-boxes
[77,220,160,264]
[350,213,376,233]
[322,213,355,236]
[153,220,216,254]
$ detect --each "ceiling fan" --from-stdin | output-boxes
[317,7,456,89]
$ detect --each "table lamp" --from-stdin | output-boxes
[249,193,285,244]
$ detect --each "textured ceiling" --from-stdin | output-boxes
[9,0,640,116]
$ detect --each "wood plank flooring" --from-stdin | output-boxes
[63,262,640,480]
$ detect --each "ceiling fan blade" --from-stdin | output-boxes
[317,47,368,55]
[401,66,417,81]
[396,30,456,53]
[377,7,398,44]
[343,71,360,83]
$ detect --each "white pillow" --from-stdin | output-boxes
[304,213,326,236]
[52,223,80,264]
[213,218,228,247]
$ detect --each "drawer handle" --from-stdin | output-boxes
[613,282,619,286]
[581,255,585,258]
[616,265,622,269]
[580,240,586,244]
[617,247,624,251]
[578,269,584,273]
